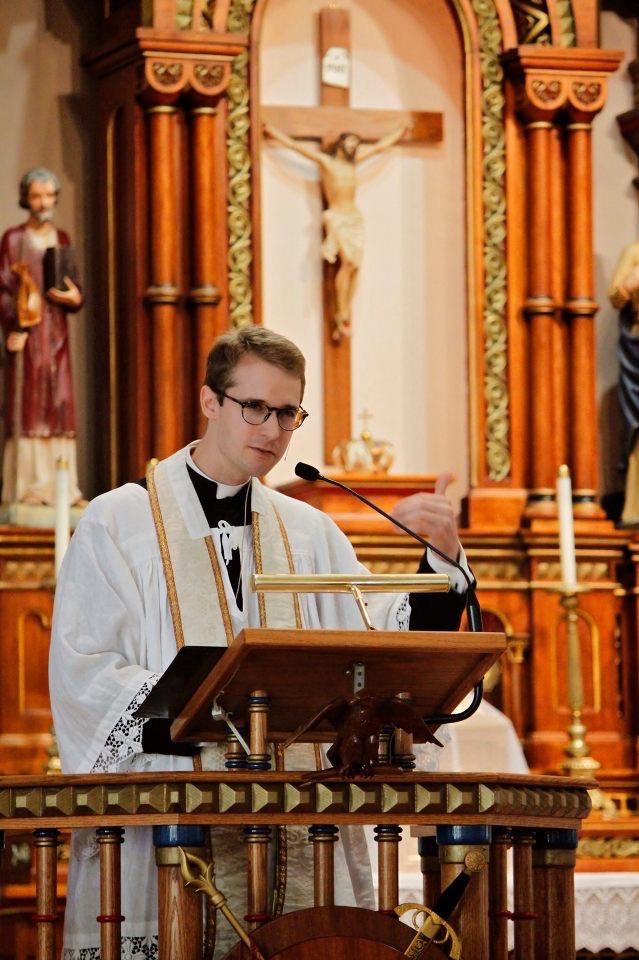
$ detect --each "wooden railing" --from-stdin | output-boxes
[0,770,592,960]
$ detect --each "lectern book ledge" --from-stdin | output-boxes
[156,628,505,745]
[134,646,227,720]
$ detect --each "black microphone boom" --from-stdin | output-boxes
[294,461,484,726]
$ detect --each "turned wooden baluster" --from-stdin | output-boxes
[244,826,271,930]
[393,692,416,770]
[33,828,59,960]
[153,825,205,960]
[418,835,441,906]
[96,826,125,960]
[532,828,578,960]
[488,828,511,960]
[375,825,402,914]
[437,825,490,960]
[512,829,536,960]
[309,825,339,906]
[247,690,270,772]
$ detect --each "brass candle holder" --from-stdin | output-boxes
[556,585,616,817]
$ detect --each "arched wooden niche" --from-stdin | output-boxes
[217,0,615,529]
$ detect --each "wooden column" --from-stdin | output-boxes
[244,826,271,930]
[488,829,510,960]
[418,835,441,906]
[374,825,402,914]
[308,825,338,906]
[565,117,600,515]
[393,692,416,769]
[96,827,125,960]
[523,117,557,511]
[437,825,490,960]
[145,102,182,459]
[33,828,59,960]
[247,689,270,771]
[153,825,205,960]
[189,103,223,428]
[532,828,578,960]
[512,830,535,960]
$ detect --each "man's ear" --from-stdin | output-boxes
[200,385,219,422]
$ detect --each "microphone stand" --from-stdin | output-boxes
[294,465,485,726]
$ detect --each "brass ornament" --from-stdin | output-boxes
[395,902,461,960]
[226,50,254,327]
[464,848,488,872]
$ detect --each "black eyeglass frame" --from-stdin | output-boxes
[217,391,309,431]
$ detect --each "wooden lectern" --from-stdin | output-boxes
[0,625,593,960]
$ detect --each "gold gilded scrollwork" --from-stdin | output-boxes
[226,50,254,327]
[227,0,255,33]
[194,63,224,88]
[152,62,184,86]
[578,837,639,859]
[176,0,194,29]
[531,78,562,103]
[555,0,577,47]
[571,82,602,106]
[471,0,511,481]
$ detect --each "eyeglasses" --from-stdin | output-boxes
[218,392,309,431]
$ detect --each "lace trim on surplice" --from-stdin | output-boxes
[63,937,158,960]
[90,677,159,773]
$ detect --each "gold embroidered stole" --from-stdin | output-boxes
[147,454,301,654]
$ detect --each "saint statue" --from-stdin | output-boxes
[263,122,405,341]
[0,167,84,506]
[609,240,639,524]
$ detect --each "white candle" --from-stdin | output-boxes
[55,456,70,579]
[557,464,577,588]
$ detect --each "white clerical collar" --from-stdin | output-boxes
[186,448,248,500]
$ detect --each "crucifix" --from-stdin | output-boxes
[261,6,443,461]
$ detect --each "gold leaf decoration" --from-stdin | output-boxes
[226,50,254,327]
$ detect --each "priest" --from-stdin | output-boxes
[49,325,469,960]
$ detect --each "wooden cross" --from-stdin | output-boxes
[262,6,443,461]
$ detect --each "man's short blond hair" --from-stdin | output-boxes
[205,326,306,399]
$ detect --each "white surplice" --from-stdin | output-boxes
[49,444,414,960]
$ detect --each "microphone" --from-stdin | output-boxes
[294,461,484,725]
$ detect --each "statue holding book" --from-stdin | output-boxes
[0,167,84,506]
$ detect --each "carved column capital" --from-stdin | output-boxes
[502,47,623,125]
[138,55,232,108]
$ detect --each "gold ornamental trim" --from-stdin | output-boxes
[0,774,591,826]
[470,0,511,481]
[228,0,256,33]
[555,0,577,48]
[578,837,639,860]
[226,49,254,327]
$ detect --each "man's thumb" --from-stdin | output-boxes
[434,472,453,497]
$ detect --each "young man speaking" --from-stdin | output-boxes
[50,326,468,960]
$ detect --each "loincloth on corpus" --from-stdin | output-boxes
[321,209,364,268]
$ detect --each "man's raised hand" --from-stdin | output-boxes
[391,472,461,561]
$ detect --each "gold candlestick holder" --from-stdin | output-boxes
[556,586,616,817]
